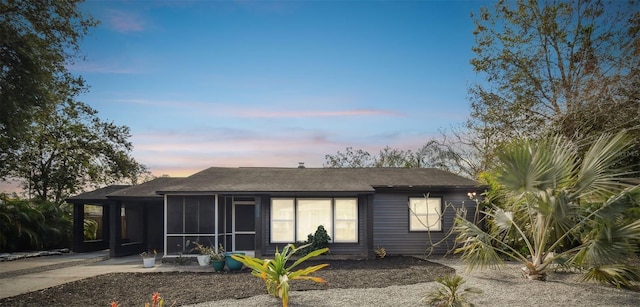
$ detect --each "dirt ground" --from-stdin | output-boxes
[0,256,454,307]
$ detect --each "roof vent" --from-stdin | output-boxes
[298,162,305,168]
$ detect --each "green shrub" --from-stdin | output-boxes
[423,274,481,307]
[300,225,331,256]
[0,194,72,252]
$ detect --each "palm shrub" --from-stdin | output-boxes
[455,131,640,287]
[0,195,44,251]
[231,243,329,307]
[423,274,481,307]
[0,194,73,252]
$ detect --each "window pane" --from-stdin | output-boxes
[297,199,332,242]
[409,197,441,231]
[272,199,294,219]
[335,221,357,242]
[167,196,184,234]
[427,198,441,215]
[410,198,429,214]
[84,205,103,241]
[334,199,357,242]
[272,221,294,242]
[426,215,442,231]
[184,197,199,233]
[198,196,215,233]
[271,199,294,243]
[335,199,357,219]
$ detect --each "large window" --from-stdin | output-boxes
[409,197,442,231]
[270,198,358,243]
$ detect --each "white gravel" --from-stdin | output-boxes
[185,258,640,307]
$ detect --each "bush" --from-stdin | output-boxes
[300,225,331,256]
[0,194,72,252]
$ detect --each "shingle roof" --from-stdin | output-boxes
[66,178,185,201]
[107,177,184,198]
[66,185,131,202]
[156,167,480,194]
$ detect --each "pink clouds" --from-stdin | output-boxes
[106,10,145,33]
[129,128,437,178]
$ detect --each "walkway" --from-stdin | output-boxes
[0,251,208,299]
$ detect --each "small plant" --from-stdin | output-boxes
[209,244,226,262]
[110,292,170,307]
[423,275,481,307]
[300,225,331,256]
[140,250,157,259]
[191,241,215,255]
[231,243,329,307]
[375,246,387,259]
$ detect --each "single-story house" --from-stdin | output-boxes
[67,166,484,259]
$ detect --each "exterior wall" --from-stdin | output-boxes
[146,202,164,252]
[372,189,479,256]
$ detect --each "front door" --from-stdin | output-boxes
[233,201,255,256]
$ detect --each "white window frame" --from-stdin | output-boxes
[409,197,442,231]
[333,198,358,242]
[270,198,295,243]
[270,197,358,243]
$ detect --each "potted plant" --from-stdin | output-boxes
[210,244,226,272]
[140,250,157,268]
[225,250,245,271]
[191,242,215,266]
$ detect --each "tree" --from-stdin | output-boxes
[324,147,373,168]
[0,0,97,177]
[9,100,148,203]
[468,0,640,172]
[324,141,468,176]
[455,131,640,288]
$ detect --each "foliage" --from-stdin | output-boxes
[467,0,640,173]
[84,218,98,240]
[300,225,331,256]
[231,243,329,307]
[140,250,157,259]
[324,140,468,176]
[191,241,225,261]
[0,0,98,177]
[6,99,149,203]
[110,292,167,307]
[375,246,387,259]
[423,274,481,307]
[209,244,226,262]
[0,194,72,252]
[454,131,640,288]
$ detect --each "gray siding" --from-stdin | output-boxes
[372,191,478,256]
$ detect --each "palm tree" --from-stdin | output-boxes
[455,131,640,288]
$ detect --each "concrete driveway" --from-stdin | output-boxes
[0,251,209,299]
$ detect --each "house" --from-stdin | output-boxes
[67,167,483,258]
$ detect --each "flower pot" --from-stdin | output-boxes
[211,259,225,272]
[197,255,211,266]
[143,257,155,268]
[224,252,245,271]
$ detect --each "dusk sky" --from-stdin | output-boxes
[71,0,488,177]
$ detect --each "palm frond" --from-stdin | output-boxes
[575,131,635,198]
[580,264,640,289]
